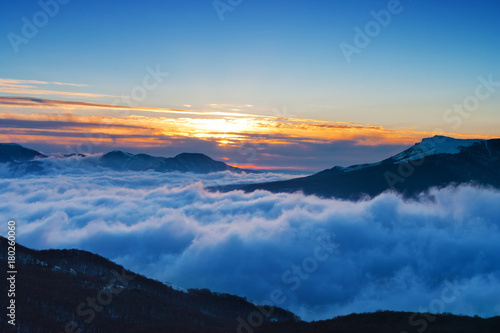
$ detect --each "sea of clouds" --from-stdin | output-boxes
[1,162,499,321]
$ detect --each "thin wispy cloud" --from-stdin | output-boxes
[1,96,497,170]
[0,96,265,117]
[0,78,112,98]
[205,103,255,112]
[1,97,496,144]
[0,78,88,87]
[0,88,114,98]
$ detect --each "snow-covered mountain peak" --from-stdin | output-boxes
[392,136,484,163]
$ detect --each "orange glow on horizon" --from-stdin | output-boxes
[1,95,498,170]
[1,110,497,151]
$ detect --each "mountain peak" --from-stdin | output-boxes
[392,136,484,164]
[240,137,499,200]
[0,142,46,163]
[98,150,254,173]
[174,152,213,160]
[0,142,21,146]
[105,150,135,157]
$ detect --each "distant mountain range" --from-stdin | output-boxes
[0,143,256,174]
[1,236,499,333]
[100,150,254,173]
[2,136,499,199]
[237,136,500,199]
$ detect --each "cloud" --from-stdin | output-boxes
[0,96,264,117]
[0,87,114,98]
[0,167,499,321]
[2,97,498,170]
[0,78,112,98]
[0,79,88,87]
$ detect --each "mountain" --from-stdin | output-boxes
[0,236,297,332]
[254,311,500,333]
[0,143,257,174]
[99,150,256,173]
[2,236,499,333]
[0,143,46,163]
[0,143,48,174]
[390,136,485,163]
[239,136,500,199]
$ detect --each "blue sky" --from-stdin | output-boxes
[0,0,499,168]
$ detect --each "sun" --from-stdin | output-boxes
[188,117,254,134]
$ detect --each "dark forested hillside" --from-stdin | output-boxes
[0,236,296,333]
[1,237,499,333]
[256,311,500,333]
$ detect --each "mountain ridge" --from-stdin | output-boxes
[237,136,500,199]
[0,143,257,174]
[0,142,47,163]
[1,236,499,332]
[0,235,297,332]
[390,135,485,164]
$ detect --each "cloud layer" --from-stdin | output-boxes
[1,169,499,321]
[3,96,497,170]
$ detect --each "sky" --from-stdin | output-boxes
[0,0,499,170]
[1,1,500,323]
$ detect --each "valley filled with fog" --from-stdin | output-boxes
[1,164,499,321]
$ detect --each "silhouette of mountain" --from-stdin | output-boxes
[254,311,500,333]
[0,236,297,332]
[2,237,498,332]
[0,143,258,174]
[239,136,500,199]
[3,137,500,195]
[100,150,256,173]
[0,143,46,163]
[0,143,48,174]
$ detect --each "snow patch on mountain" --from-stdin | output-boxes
[341,161,382,172]
[392,136,484,164]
